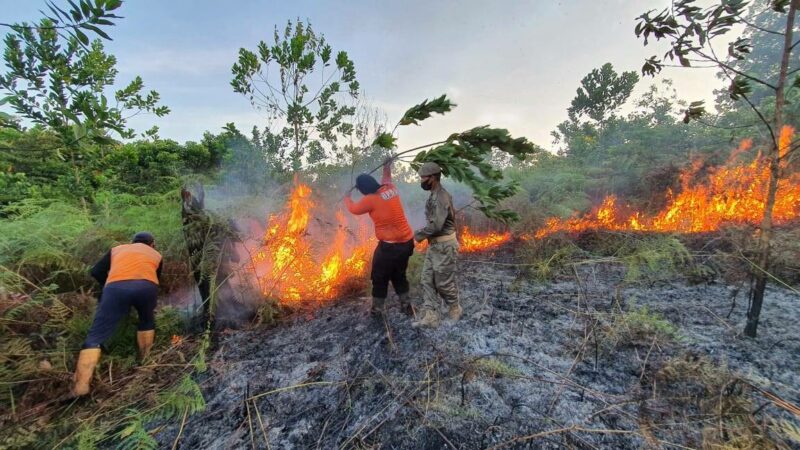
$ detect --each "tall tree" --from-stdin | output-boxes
[635,0,799,337]
[552,63,639,159]
[0,0,169,200]
[568,62,640,124]
[231,19,359,171]
[0,0,169,146]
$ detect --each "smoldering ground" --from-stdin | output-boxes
[154,246,800,449]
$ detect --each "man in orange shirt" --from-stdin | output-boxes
[345,158,415,317]
[71,231,163,397]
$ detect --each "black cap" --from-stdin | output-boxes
[355,173,380,195]
[132,231,155,245]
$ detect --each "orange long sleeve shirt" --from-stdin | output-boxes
[345,164,413,243]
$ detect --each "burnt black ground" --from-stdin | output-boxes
[155,252,800,449]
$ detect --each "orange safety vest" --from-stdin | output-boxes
[106,243,162,285]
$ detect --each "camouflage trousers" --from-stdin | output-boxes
[420,239,459,312]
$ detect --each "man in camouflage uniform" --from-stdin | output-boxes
[412,162,462,329]
[181,183,244,331]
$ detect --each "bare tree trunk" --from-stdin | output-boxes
[744,0,797,338]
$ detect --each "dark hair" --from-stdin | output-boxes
[355,173,380,195]
[132,231,155,245]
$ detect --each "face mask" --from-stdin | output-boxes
[421,179,433,190]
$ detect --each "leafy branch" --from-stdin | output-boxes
[1,0,123,45]
[411,126,539,223]
[370,94,539,223]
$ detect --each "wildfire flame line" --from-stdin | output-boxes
[253,182,373,306]
[252,183,512,306]
[535,126,799,239]
[249,128,794,307]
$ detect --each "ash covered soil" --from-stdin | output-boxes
[156,250,800,449]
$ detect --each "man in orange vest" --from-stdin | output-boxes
[345,158,415,317]
[71,231,163,397]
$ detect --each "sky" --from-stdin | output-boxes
[0,0,725,151]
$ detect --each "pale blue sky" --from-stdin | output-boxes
[1,0,720,150]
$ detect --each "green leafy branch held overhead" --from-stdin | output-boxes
[373,94,541,223]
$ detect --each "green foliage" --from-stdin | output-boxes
[567,63,639,123]
[598,304,682,352]
[0,201,92,286]
[115,411,159,450]
[219,124,285,189]
[0,1,169,146]
[372,132,397,150]
[614,235,692,282]
[153,374,206,420]
[517,234,585,281]
[191,329,211,373]
[397,94,455,126]
[74,423,101,450]
[412,126,541,222]
[102,141,184,193]
[37,0,124,43]
[471,358,523,378]
[231,19,360,170]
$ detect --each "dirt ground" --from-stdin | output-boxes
[155,248,800,449]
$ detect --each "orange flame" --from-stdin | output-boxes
[252,182,373,307]
[535,126,800,238]
[250,182,516,306]
[460,227,511,252]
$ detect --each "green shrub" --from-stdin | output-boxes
[516,234,585,281]
[0,201,93,288]
[598,305,682,350]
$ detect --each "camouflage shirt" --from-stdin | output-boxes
[414,184,456,241]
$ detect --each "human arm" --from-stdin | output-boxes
[90,251,111,286]
[156,259,163,283]
[344,193,374,215]
[381,157,392,184]
[413,193,450,242]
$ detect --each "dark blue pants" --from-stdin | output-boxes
[83,280,158,349]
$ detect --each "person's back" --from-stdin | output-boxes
[351,182,413,243]
[106,243,162,285]
[72,232,163,397]
[345,160,415,316]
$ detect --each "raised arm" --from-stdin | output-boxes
[344,195,374,215]
[381,159,392,184]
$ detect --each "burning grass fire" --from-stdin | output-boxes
[251,182,374,307]
[246,129,800,307]
[460,227,511,252]
[535,126,799,238]
[249,183,514,306]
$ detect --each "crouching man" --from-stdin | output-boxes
[71,231,163,397]
[412,162,461,329]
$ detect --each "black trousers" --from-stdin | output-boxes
[371,239,414,298]
[83,280,157,348]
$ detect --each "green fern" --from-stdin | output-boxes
[773,419,800,443]
[152,375,206,420]
[73,424,101,450]
[115,412,158,450]
[42,297,74,333]
[192,330,211,373]
[621,236,690,282]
